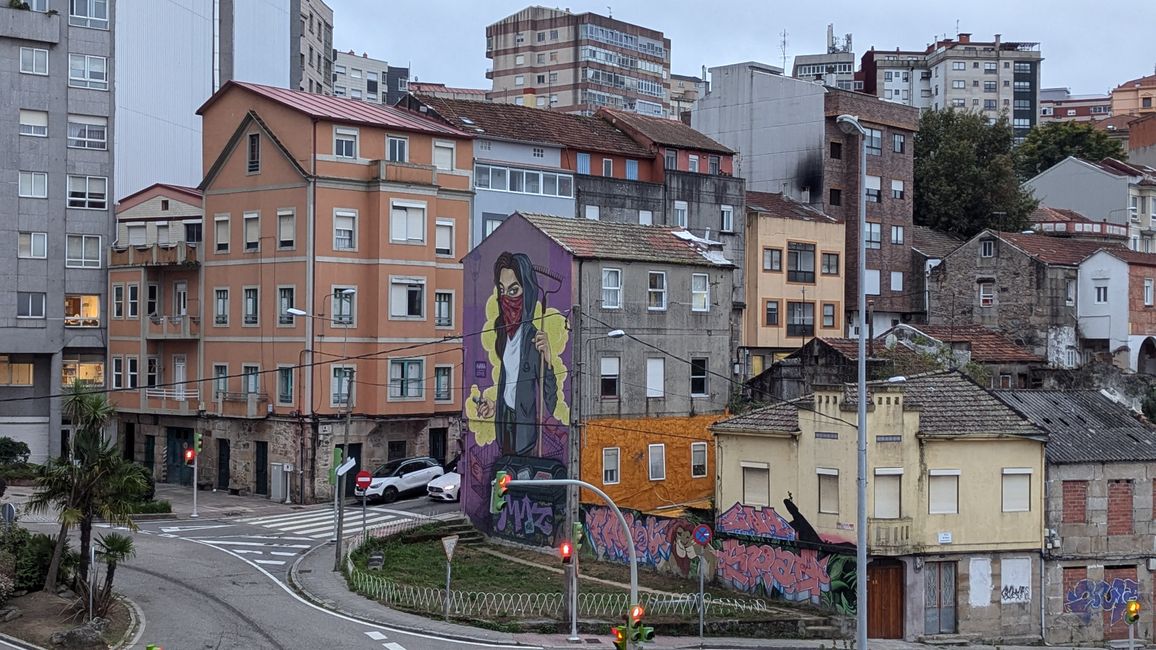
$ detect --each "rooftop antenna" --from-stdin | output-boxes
[606,5,612,17]
[780,29,789,71]
[955,18,959,35]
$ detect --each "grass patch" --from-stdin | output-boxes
[128,499,172,514]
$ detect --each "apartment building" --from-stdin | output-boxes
[791,24,856,91]
[669,72,707,120]
[1076,248,1156,372]
[1111,73,1156,117]
[333,50,409,106]
[2,0,115,462]
[1039,87,1112,123]
[296,0,333,95]
[485,6,671,117]
[860,33,1042,141]
[112,82,472,501]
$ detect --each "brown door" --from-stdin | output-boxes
[868,559,905,639]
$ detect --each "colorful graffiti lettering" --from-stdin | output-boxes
[715,538,831,605]
[1065,578,1139,623]
[583,507,672,567]
[716,502,796,542]
[494,495,557,545]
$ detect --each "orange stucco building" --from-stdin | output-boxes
[112,82,473,502]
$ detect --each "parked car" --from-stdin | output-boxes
[426,471,460,502]
[355,456,443,504]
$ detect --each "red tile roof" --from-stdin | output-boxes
[1096,157,1156,178]
[197,81,467,137]
[1030,205,1092,224]
[996,231,1120,266]
[898,325,1044,363]
[597,108,733,154]
[1092,114,1140,133]
[912,225,963,259]
[1114,73,1156,89]
[519,213,731,267]
[409,94,653,158]
[1105,249,1156,267]
[746,192,839,223]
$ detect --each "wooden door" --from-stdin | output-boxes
[868,559,905,639]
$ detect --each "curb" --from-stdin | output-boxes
[287,541,527,648]
[0,631,45,650]
[110,594,146,650]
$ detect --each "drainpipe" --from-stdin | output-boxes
[305,116,319,502]
[1039,446,1049,644]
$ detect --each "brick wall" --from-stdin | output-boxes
[1108,479,1135,536]
[1104,565,1138,640]
[1063,480,1088,523]
[1062,565,1088,599]
[1130,264,1156,337]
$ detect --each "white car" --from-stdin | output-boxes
[426,472,461,502]
[355,457,443,504]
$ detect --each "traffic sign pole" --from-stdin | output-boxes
[442,535,459,622]
[692,523,713,642]
[355,469,372,540]
[191,445,199,519]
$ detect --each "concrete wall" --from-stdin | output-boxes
[1023,158,1129,222]
[1078,251,1129,354]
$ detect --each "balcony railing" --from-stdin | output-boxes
[108,242,200,268]
[145,387,199,401]
[378,160,437,185]
[870,517,912,554]
[0,6,60,43]
[146,314,201,339]
[213,391,270,419]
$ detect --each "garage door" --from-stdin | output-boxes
[0,418,50,464]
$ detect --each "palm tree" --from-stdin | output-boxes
[92,532,134,617]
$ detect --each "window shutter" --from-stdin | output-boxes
[645,358,664,398]
[1002,472,1031,512]
[435,224,451,252]
[390,209,407,241]
[874,474,901,519]
[819,473,840,513]
[20,109,47,127]
[743,467,770,506]
[128,226,146,246]
[245,215,259,243]
[279,212,295,241]
[600,357,618,375]
[215,219,229,246]
[433,144,453,170]
[929,475,958,514]
[865,175,882,191]
[390,283,407,317]
[407,208,424,241]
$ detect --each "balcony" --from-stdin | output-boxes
[214,392,270,419]
[146,315,201,339]
[0,6,60,43]
[869,517,913,555]
[378,160,437,185]
[143,387,200,415]
[109,242,200,268]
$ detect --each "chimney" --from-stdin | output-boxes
[867,300,876,357]
[958,33,971,44]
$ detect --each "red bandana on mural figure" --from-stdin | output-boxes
[500,294,524,335]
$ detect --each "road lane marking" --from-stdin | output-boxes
[199,540,310,548]
[365,631,387,641]
[254,559,285,566]
[269,551,298,557]
[383,643,406,650]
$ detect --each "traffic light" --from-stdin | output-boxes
[194,431,203,454]
[629,603,644,626]
[628,604,649,643]
[489,470,511,514]
[611,625,626,650]
[573,521,584,552]
[639,625,655,642]
[560,540,573,564]
[183,448,196,465]
[1126,599,1141,625]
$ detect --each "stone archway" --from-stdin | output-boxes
[1138,338,1156,375]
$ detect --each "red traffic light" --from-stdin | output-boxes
[497,472,512,494]
[183,448,196,464]
[560,541,573,563]
[613,626,625,641]
[629,603,644,624]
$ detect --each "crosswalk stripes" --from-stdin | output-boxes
[364,630,406,650]
[237,505,419,539]
[193,535,313,567]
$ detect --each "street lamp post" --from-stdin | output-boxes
[836,113,869,650]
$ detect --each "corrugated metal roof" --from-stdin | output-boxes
[992,390,1156,464]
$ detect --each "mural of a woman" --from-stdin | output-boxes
[475,251,558,456]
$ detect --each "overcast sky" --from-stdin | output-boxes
[330,0,1155,96]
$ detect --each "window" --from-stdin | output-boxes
[891,271,904,292]
[865,128,882,155]
[829,141,843,160]
[601,268,622,308]
[277,210,295,248]
[1065,280,1076,307]
[70,0,109,28]
[19,110,47,137]
[278,288,295,325]
[1002,468,1031,512]
[625,159,638,180]
[600,448,621,484]
[435,221,453,256]
[765,300,779,326]
[929,470,959,514]
[1108,479,1134,535]
[720,205,734,232]
[638,210,652,225]
[213,365,228,395]
[0,357,33,387]
[647,272,667,310]
[334,127,358,158]
[648,444,666,480]
[664,149,677,170]
[19,232,47,259]
[434,366,452,402]
[822,303,837,328]
[787,242,816,283]
[19,48,48,75]
[514,97,524,106]
[1015,61,1032,74]
[334,210,356,249]
[980,239,995,258]
[709,156,720,175]
[690,273,710,311]
[690,358,708,396]
[126,357,139,389]
[866,269,881,295]
[1095,285,1108,304]
[577,153,591,174]
[874,469,902,519]
[147,284,160,316]
[984,81,997,93]
[821,252,839,275]
[685,155,700,173]
[865,175,882,203]
[65,234,101,268]
[600,357,620,398]
[215,216,229,252]
[1146,279,1154,307]
[532,147,544,158]
[763,248,782,271]
[584,205,600,220]
[1014,81,1031,92]
[68,54,108,90]
[672,201,688,228]
[388,136,408,162]
[953,99,967,108]
[686,442,708,478]
[19,172,47,198]
[952,80,966,89]
[951,61,966,70]
[332,367,353,404]
[111,357,123,390]
[979,282,995,307]
[829,188,842,206]
[332,288,354,325]
[64,294,100,327]
[247,133,260,173]
[243,212,259,251]
[433,142,454,171]
[214,289,229,325]
[434,291,453,327]
[891,180,905,201]
[112,285,124,319]
[514,75,524,86]
[67,175,107,209]
[243,287,258,325]
[18,292,45,319]
[865,223,882,249]
[388,359,423,399]
[893,134,905,153]
[390,278,425,319]
[277,367,294,404]
[818,469,840,514]
[786,302,815,337]
[125,284,139,318]
[646,358,664,398]
[742,464,770,506]
[390,203,425,243]
[601,158,613,177]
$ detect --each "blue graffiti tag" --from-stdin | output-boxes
[1065,577,1139,623]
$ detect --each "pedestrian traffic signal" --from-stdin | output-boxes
[194,431,202,453]
[573,521,584,552]
[560,540,573,564]
[183,448,195,465]
[489,470,511,514]
[629,603,644,625]
[611,625,626,650]
[639,625,655,642]
[1126,599,1141,625]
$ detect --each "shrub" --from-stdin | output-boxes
[0,527,55,592]
[0,464,41,482]
[129,500,171,514]
[0,437,30,465]
[127,464,156,502]
[0,573,13,607]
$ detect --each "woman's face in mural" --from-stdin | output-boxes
[498,268,522,298]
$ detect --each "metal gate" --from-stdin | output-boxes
[924,561,956,635]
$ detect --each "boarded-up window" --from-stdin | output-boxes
[1062,480,1087,523]
[645,358,664,398]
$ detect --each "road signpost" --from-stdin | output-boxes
[442,535,459,621]
[355,469,372,536]
[692,523,713,641]
[334,456,357,570]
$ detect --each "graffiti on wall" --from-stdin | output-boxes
[716,502,796,542]
[1000,557,1032,604]
[581,506,715,578]
[1065,577,1140,623]
[462,227,574,547]
[715,538,830,604]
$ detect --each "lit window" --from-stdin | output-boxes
[64,294,101,327]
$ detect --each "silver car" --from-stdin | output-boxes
[426,472,461,502]
[354,457,443,504]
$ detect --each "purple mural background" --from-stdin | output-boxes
[460,216,574,545]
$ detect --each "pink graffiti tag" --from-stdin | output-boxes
[715,538,830,604]
[716,502,796,541]
[583,507,675,567]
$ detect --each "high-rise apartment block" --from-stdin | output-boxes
[860,33,1042,141]
[296,0,333,95]
[791,24,857,91]
[2,0,116,462]
[333,50,410,106]
[485,6,671,117]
